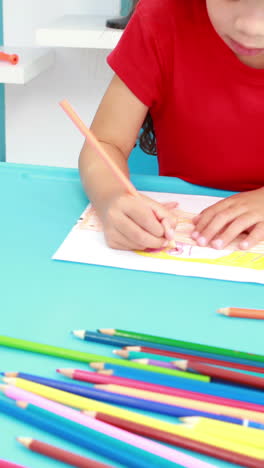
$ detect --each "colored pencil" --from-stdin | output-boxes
[94,383,264,424]
[60,100,138,197]
[4,385,213,468]
[175,360,264,390]
[17,437,112,468]
[0,462,25,468]
[0,396,181,468]
[4,373,232,420]
[133,358,175,369]
[99,329,264,365]
[90,363,264,406]
[0,336,207,381]
[58,368,264,414]
[82,411,264,461]
[123,346,264,374]
[2,377,206,435]
[87,411,264,468]
[59,101,175,244]
[218,307,264,319]
[180,417,264,448]
[0,52,19,65]
[3,384,263,461]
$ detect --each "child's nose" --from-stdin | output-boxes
[234,14,264,42]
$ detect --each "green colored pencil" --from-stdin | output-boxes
[99,329,264,365]
[0,335,208,382]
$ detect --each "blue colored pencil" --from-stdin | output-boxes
[8,373,235,420]
[91,364,264,406]
[74,330,264,368]
[0,396,181,468]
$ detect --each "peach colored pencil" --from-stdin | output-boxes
[60,99,175,244]
[218,308,264,319]
[94,383,264,423]
[60,100,138,196]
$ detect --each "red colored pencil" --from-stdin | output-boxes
[85,411,264,468]
[57,368,264,414]
[124,346,264,374]
[17,437,113,468]
[176,360,264,390]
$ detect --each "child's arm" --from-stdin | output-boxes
[79,74,177,251]
[192,188,264,250]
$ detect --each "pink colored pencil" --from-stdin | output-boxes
[0,461,26,468]
[2,384,215,468]
[57,368,264,414]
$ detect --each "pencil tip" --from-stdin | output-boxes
[98,329,115,336]
[124,346,141,351]
[16,437,31,447]
[72,330,85,339]
[113,350,128,358]
[90,362,105,370]
[217,308,229,315]
[173,360,187,370]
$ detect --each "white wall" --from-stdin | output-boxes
[3,0,120,167]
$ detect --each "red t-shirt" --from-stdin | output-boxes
[107,0,264,192]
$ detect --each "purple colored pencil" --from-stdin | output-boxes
[133,359,175,369]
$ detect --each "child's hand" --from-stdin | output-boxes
[192,188,264,250]
[100,193,178,251]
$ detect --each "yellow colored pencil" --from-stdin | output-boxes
[180,417,264,449]
[94,383,264,424]
[4,377,264,460]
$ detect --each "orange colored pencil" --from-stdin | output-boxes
[218,308,264,319]
[0,51,19,65]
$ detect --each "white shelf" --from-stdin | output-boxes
[36,15,123,49]
[0,47,55,84]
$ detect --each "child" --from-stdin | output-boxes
[79,0,264,252]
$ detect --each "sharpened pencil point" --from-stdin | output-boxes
[98,329,115,336]
[217,308,229,316]
[3,377,16,384]
[0,384,7,391]
[173,360,188,370]
[72,330,86,339]
[98,370,113,375]
[16,437,32,447]
[113,350,128,358]
[124,346,141,351]
[4,371,18,377]
[90,362,105,370]
[56,368,73,378]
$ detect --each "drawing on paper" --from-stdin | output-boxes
[75,205,264,271]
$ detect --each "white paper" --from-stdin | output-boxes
[53,192,264,284]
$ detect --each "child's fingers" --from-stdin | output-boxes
[239,222,264,250]
[116,213,168,250]
[126,203,166,238]
[192,198,233,233]
[194,206,245,246]
[209,213,261,249]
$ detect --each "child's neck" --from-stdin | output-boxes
[236,54,264,70]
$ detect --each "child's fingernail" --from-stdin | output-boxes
[162,240,169,247]
[191,231,199,240]
[240,240,249,250]
[211,239,223,249]
[197,236,207,246]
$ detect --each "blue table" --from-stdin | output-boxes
[0,162,263,467]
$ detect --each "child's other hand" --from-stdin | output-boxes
[192,188,264,250]
[100,193,178,251]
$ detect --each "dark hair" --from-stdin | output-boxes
[139,112,157,156]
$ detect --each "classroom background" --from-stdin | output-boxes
[0,0,158,174]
